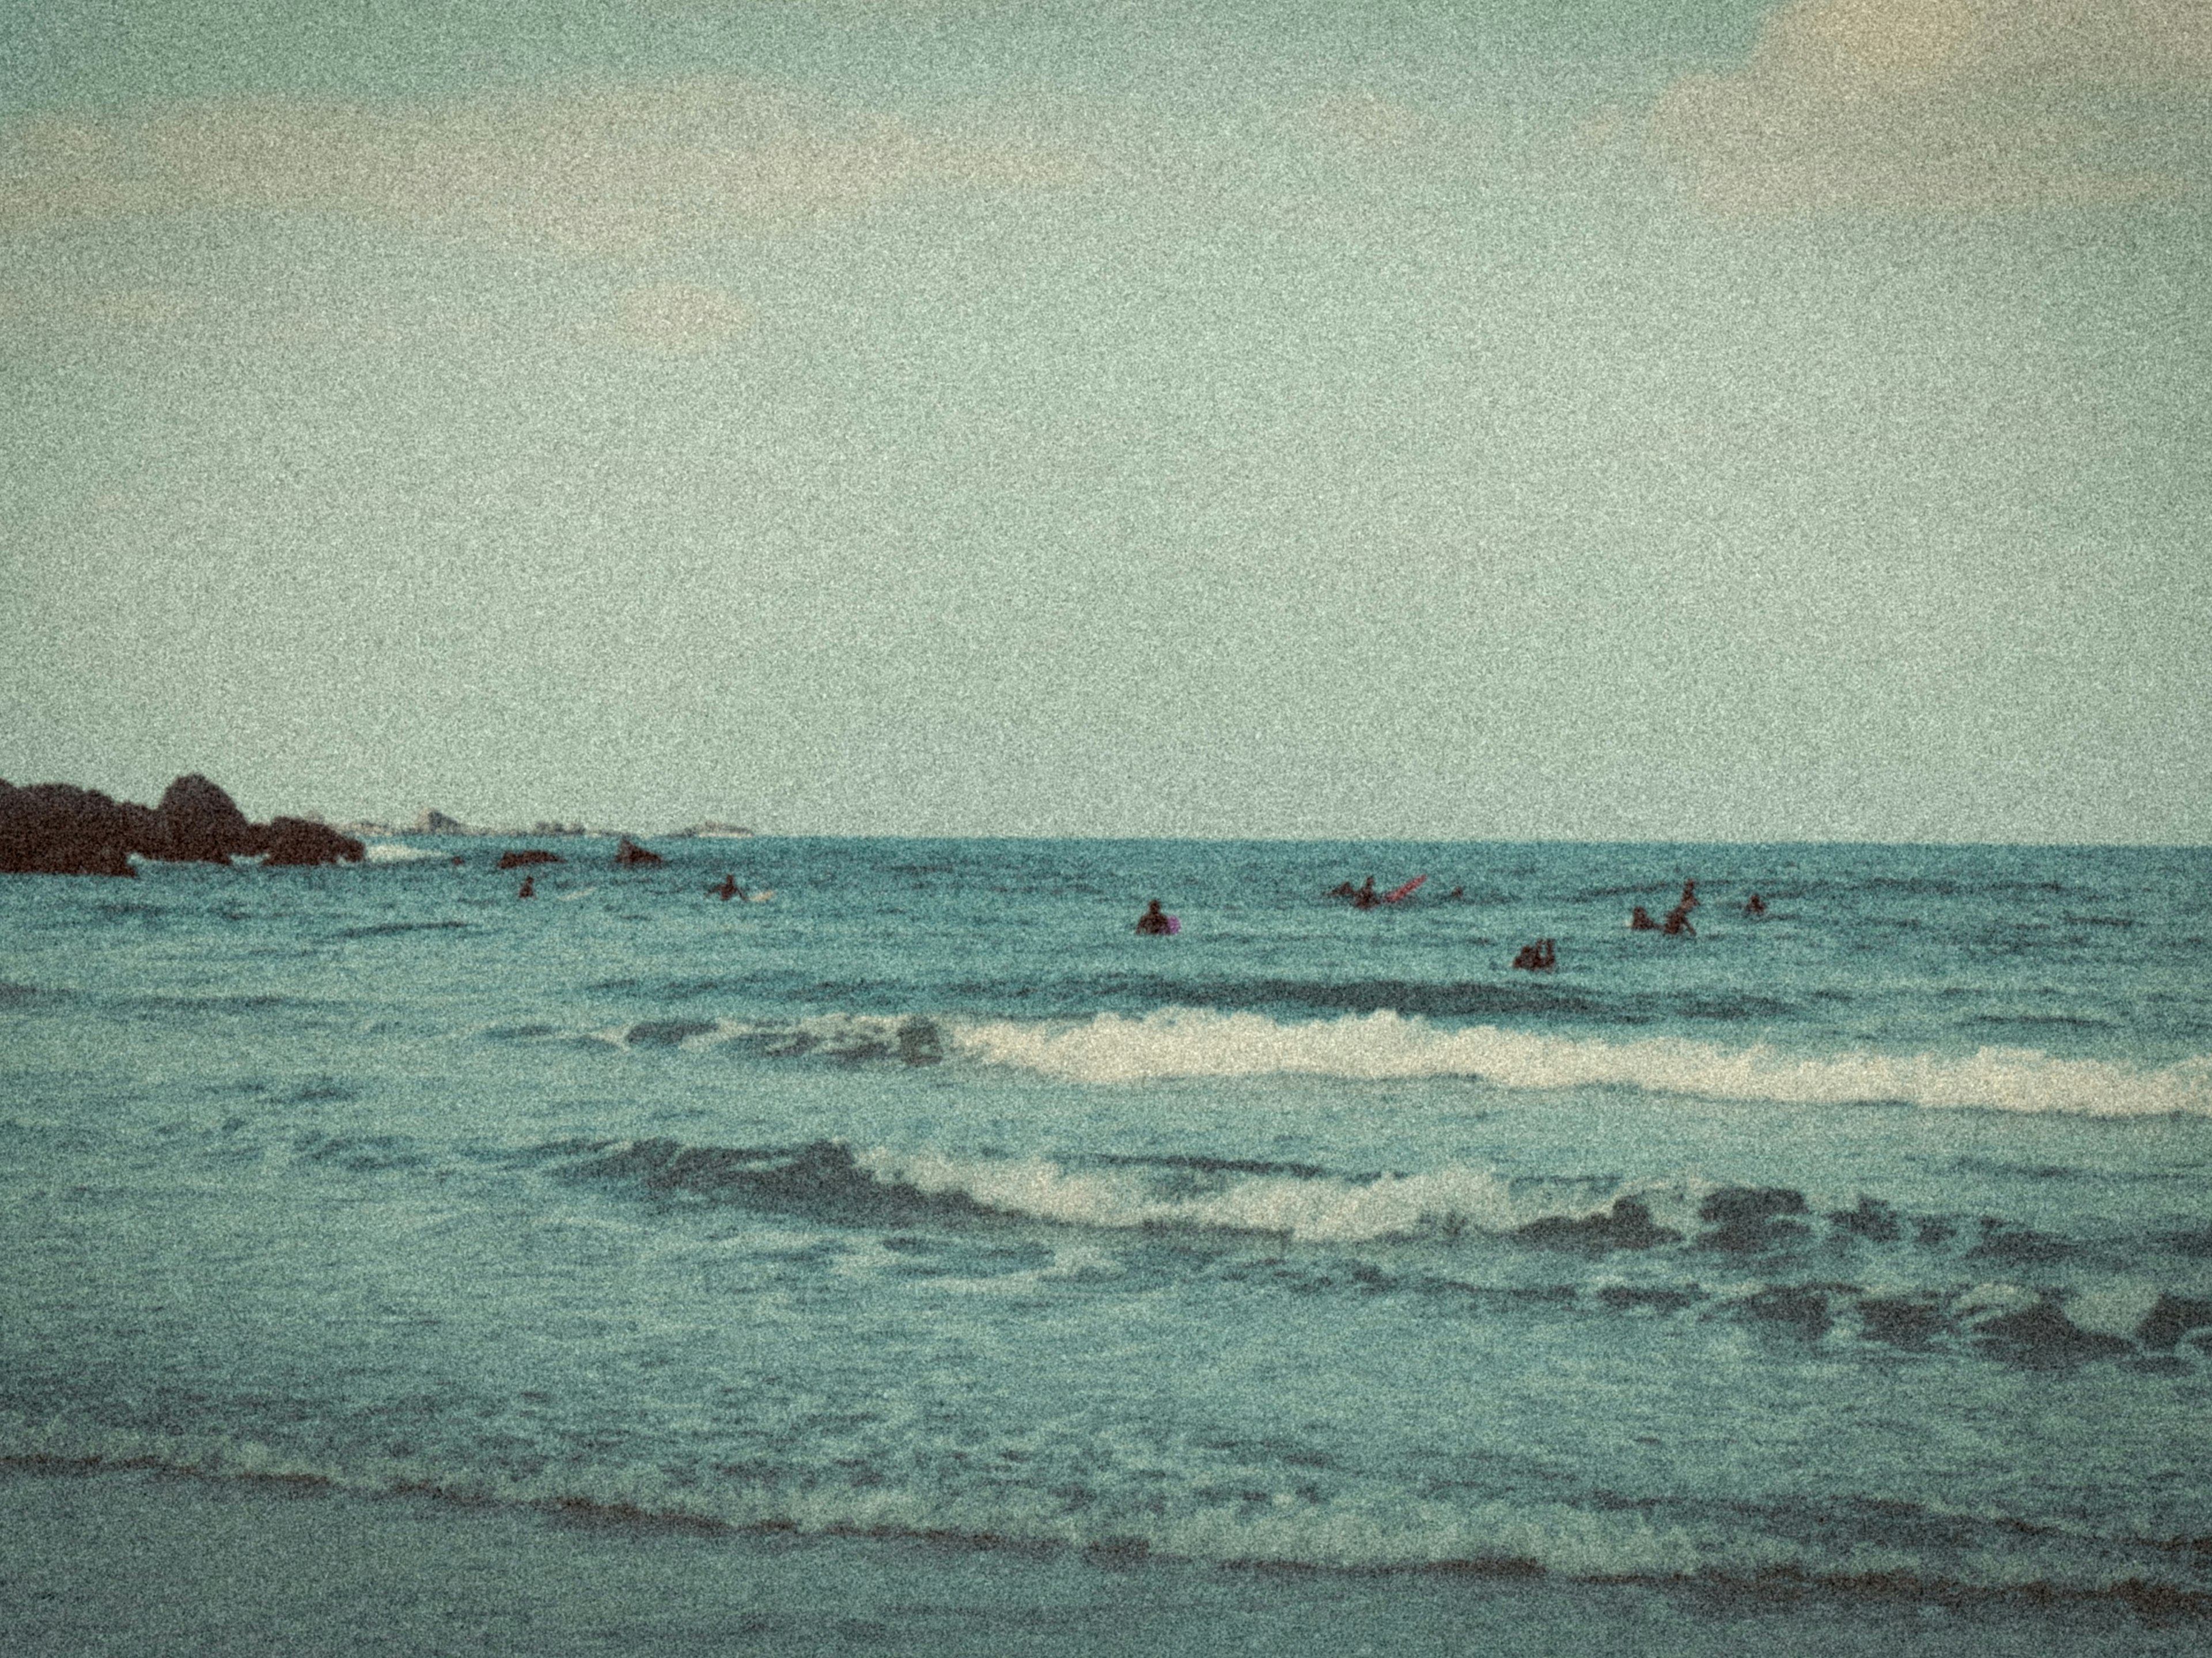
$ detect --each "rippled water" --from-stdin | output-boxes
[3,836,2209,1628]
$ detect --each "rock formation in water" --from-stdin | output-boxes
[613,836,665,867]
[497,849,565,870]
[0,782,154,875]
[0,775,365,876]
[157,773,258,863]
[262,815,370,867]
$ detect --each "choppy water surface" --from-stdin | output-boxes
[3,837,2209,1619]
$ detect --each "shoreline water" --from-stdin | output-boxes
[4,1465,2202,1658]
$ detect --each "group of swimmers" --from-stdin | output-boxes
[1137,875,1772,971]
[1628,879,1701,936]
[1330,877,1470,909]
[1624,881,1767,938]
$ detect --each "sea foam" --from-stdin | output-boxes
[945,1008,2212,1116]
[1,1412,2185,1593]
[850,1146,1567,1243]
[362,841,443,863]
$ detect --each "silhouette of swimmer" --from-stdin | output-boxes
[1628,905,1658,930]
[716,875,742,902]
[1135,899,1174,936]
[1744,893,1767,917]
[1448,886,1465,901]
[1330,881,1357,900]
[1512,939,1556,972]
[1352,877,1379,910]
[1661,904,1695,936]
[1679,879,1699,910]
[517,875,535,898]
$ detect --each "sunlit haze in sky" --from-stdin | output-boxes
[4,1,2207,840]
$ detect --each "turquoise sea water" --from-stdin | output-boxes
[3,837,2210,1640]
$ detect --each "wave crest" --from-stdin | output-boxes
[361,841,444,863]
[6,1415,2202,1597]
[946,1009,2212,1116]
[852,1147,1572,1244]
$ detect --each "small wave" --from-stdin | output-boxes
[362,842,442,863]
[540,1135,1593,1242]
[5,1416,2205,1600]
[335,920,471,939]
[854,1146,1571,1244]
[944,1009,2212,1116]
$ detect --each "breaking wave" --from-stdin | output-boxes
[850,1144,1564,1243]
[362,841,443,863]
[521,1009,2212,1117]
[944,1009,2212,1117]
[4,1416,2204,1601]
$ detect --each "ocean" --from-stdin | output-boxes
[3,836,2209,1653]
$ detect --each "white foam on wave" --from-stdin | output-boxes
[362,841,442,863]
[853,1147,1581,1243]
[945,1008,2212,1117]
[0,1412,2164,1588]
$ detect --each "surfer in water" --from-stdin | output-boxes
[716,875,742,902]
[517,875,536,899]
[1657,877,1698,934]
[1628,905,1658,930]
[1744,892,1767,917]
[1512,939,1556,972]
[1136,900,1175,936]
[1352,877,1379,910]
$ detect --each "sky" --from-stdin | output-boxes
[2,0,2207,841]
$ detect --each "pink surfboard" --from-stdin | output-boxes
[1166,916,1181,935]
[1382,875,1427,904]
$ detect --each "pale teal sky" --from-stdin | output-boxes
[4,1,2208,840]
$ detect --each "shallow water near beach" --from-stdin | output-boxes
[3,836,2209,1649]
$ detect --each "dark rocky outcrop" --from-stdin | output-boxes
[1970,1299,2132,1367]
[157,773,257,863]
[1698,1186,1811,1253]
[0,780,157,875]
[1,775,364,876]
[2135,1294,2212,1351]
[1826,1196,1904,1242]
[1516,1196,1682,1253]
[613,836,665,867]
[497,849,565,870]
[262,816,368,867]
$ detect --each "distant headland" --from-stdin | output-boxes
[0,775,365,877]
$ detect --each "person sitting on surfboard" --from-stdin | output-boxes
[1629,905,1658,930]
[1661,903,1695,936]
[1744,893,1766,917]
[716,875,742,901]
[1136,900,1175,936]
[1352,877,1379,910]
[517,875,536,899]
[1512,939,1556,971]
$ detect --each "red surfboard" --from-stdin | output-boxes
[1382,875,1427,904]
